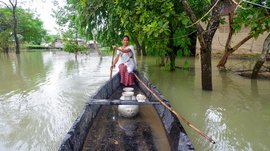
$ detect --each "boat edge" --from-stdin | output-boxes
[134,70,195,151]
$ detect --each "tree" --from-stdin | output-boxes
[53,0,86,60]
[63,40,86,60]
[43,34,54,44]
[0,7,49,49]
[181,0,223,90]
[0,8,12,52]
[65,0,210,72]
[17,8,47,45]
[62,25,86,60]
[251,33,270,79]
[114,0,145,56]
[217,0,270,69]
[114,0,206,70]
[0,0,20,54]
[66,0,124,47]
[134,0,192,70]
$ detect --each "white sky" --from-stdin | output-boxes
[0,0,66,35]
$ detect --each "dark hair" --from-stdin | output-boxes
[123,35,129,41]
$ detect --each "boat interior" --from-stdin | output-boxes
[82,85,171,151]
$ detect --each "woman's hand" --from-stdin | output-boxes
[112,45,117,50]
[110,64,115,70]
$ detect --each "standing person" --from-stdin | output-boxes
[111,35,137,86]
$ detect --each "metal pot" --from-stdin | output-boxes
[118,91,139,118]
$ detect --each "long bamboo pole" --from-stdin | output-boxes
[110,49,115,80]
[134,73,216,144]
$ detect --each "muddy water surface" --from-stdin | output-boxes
[0,51,269,151]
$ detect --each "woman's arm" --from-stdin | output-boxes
[117,47,131,53]
[113,45,131,53]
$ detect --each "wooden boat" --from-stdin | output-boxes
[59,71,195,151]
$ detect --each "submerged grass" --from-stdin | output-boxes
[100,47,112,56]
[212,52,260,60]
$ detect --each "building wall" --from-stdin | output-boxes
[196,16,269,54]
[54,40,63,48]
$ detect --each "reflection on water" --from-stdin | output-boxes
[0,51,269,151]
[0,51,111,151]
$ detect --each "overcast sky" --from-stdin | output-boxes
[0,0,65,34]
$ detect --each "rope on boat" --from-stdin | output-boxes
[134,73,216,144]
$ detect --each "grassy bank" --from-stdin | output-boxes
[26,45,50,49]
[212,52,260,60]
[22,44,63,50]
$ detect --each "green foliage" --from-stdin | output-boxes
[43,35,54,44]
[63,42,85,53]
[233,0,270,38]
[0,7,49,46]
[183,59,189,70]
[53,1,88,56]
[62,28,86,54]
[189,0,211,22]
[99,47,112,56]
[17,9,47,44]
[52,0,78,36]
[0,8,12,51]
[220,17,226,25]
[59,0,211,69]
[0,31,12,51]
[68,0,123,45]
[24,45,50,49]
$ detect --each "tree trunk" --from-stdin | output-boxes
[201,46,212,90]
[188,31,197,56]
[167,24,176,71]
[169,51,176,71]
[141,41,146,56]
[218,34,254,68]
[159,56,165,66]
[251,34,270,78]
[217,12,234,69]
[217,11,268,68]
[181,0,222,90]
[225,13,234,52]
[133,36,141,56]
[75,51,78,61]
[217,11,234,69]
[231,34,253,51]
[94,40,102,56]
[12,5,19,54]
[4,46,9,53]
[217,50,232,68]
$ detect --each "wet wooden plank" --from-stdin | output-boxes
[82,106,158,151]
[87,99,163,105]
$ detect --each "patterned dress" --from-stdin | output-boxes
[117,45,136,86]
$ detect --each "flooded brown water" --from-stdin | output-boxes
[137,56,270,151]
[0,51,269,150]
